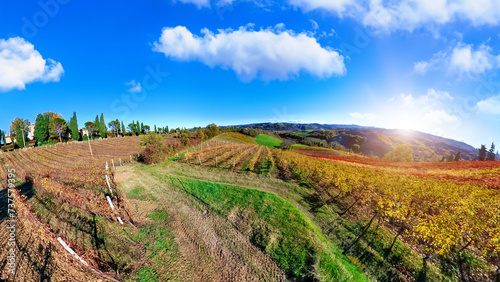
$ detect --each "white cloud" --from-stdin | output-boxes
[384,89,457,130]
[449,43,498,76]
[477,95,500,114]
[413,61,430,75]
[153,25,346,81]
[414,43,500,77]
[290,0,360,16]
[290,0,500,32]
[126,80,142,93]
[424,109,458,123]
[392,88,453,107]
[0,37,64,92]
[178,0,210,8]
[350,112,376,121]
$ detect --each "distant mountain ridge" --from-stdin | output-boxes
[227,122,479,161]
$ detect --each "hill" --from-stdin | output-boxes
[1,134,499,281]
[230,122,479,161]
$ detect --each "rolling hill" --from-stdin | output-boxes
[231,123,480,161]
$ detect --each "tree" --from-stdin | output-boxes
[195,129,206,141]
[128,122,138,135]
[487,142,496,161]
[140,122,144,134]
[139,132,167,164]
[351,144,360,152]
[99,113,106,138]
[478,145,487,161]
[205,123,220,139]
[144,125,150,133]
[94,115,100,136]
[1,131,6,145]
[446,154,454,162]
[454,152,461,162]
[108,119,120,137]
[121,121,126,135]
[140,132,165,151]
[154,124,157,133]
[52,117,67,143]
[46,112,62,141]
[85,121,96,139]
[69,112,80,141]
[34,114,49,145]
[136,121,140,135]
[179,129,190,146]
[384,144,413,162]
[165,126,169,133]
[10,118,29,148]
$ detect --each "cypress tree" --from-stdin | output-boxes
[136,121,140,136]
[487,142,496,161]
[99,113,106,138]
[121,121,126,135]
[94,115,100,136]
[140,122,144,134]
[478,145,487,161]
[154,124,157,133]
[15,128,25,148]
[69,112,79,141]
[34,114,50,145]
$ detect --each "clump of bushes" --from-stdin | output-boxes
[139,132,166,164]
[139,132,182,164]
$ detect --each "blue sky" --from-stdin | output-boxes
[1,0,500,148]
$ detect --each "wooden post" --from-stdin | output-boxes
[87,135,93,157]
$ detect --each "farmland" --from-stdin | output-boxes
[1,132,499,281]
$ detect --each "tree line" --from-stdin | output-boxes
[0,111,180,149]
[478,143,497,161]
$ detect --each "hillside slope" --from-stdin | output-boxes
[233,122,479,160]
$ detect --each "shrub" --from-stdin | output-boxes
[140,147,165,165]
[139,132,167,164]
[140,132,165,151]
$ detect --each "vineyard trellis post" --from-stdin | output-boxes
[87,135,93,157]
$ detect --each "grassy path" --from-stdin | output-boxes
[115,164,286,281]
[115,162,366,281]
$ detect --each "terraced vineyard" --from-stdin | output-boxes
[0,136,142,280]
[180,140,500,279]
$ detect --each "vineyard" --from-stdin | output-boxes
[179,140,500,279]
[0,134,499,280]
[294,146,500,189]
[0,136,142,280]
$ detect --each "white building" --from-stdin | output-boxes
[27,124,35,140]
